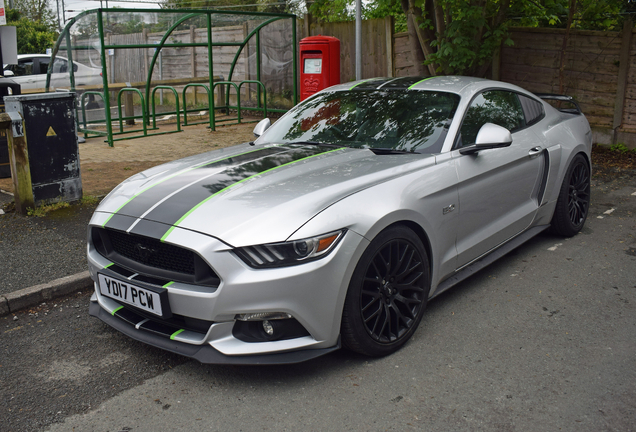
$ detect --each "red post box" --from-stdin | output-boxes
[299,35,340,101]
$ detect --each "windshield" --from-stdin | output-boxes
[258,89,460,153]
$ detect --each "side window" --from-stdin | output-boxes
[15,60,34,76]
[518,95,545,126]
[52,58,69,74]
[36,58,50,75]
[460,90,525,146]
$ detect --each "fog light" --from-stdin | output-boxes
[262,320,274,336]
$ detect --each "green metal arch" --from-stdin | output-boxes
[46,8,298,146]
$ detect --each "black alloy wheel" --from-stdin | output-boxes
[551,153,590,236]
[567,159,590,226]
[341,226,429,357]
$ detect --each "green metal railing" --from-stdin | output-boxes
[182,84,211,126]
[117,88,147,136]
[46,8,299,147]
[151,86,181,132]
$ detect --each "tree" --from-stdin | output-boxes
[309,0,633,77]
[12,0,57,31]
[6,8,58,54]
[392,0,514,77]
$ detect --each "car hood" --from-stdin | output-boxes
[95,143,435,247]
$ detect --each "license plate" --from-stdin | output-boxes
[98,274,164,317]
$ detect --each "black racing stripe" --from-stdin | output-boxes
[104,214,139,232]
[107,147,287,224]
[352,78,394,90]
[128,219,173,240]
[133,146,335,234]
[382,76,430,90]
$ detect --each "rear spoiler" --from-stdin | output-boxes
[535,93,582,115]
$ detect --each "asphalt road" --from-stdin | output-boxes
[0,195,95,295]
[1,171,634,432]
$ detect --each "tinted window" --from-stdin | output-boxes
[460,90,525,146]
[9,59,34,76]
[519,95,544,126]
[260,90,460,153]
[36,58,50,74]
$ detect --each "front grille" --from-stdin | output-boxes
[91,227,220,287]
[107,229,195,275]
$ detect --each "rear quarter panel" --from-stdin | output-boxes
[533,104,592,225]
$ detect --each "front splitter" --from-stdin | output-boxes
[89,301,340,365]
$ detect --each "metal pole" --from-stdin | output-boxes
[159,49,163,105]
[207,12,215,131]
[56,0,62,32]
[62,0,66,26]
[292,16,298,105]
[97,10,114,147]
[355,0,361,80]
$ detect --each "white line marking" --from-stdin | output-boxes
[548,243,563,251]
[603,208,615,215]
[632,191,636,196]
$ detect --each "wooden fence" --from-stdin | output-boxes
[303,17,393,81]
[498,27,634,146]
[308,21,635,147]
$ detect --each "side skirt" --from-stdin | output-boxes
[431,224,550,299]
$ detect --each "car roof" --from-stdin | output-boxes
[326,76,537,100]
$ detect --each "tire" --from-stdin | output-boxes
[341,225,430,357]
[550,153,590,237]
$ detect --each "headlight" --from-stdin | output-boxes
[234,229,346,268]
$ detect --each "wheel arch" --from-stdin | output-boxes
[381,220,434,285]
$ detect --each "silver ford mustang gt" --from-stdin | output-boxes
[88,76,592,364]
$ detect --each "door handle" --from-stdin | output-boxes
[529,146,543,156]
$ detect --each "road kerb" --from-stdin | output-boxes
[0,295,8,316]
[2,271,93,316]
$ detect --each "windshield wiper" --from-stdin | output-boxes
[368,148,418,155]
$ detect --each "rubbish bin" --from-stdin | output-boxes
[4,92,82,204]
[0,77,21,178]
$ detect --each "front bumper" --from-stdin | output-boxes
[87,219,368,363]
[89,301,340,365]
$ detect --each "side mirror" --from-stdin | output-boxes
[253,118,271,138]
[460,123,513,155]
[3,70,14,77]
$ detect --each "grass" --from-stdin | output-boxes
[80,195,102,206]
[25,195,102,217]
[27,201,70,217]
[609,142,636,155]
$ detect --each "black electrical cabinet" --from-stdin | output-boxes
[5,93,82,204]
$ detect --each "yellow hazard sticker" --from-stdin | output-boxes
[46,126,57,137]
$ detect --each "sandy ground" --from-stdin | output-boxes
[0,120,257,197]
